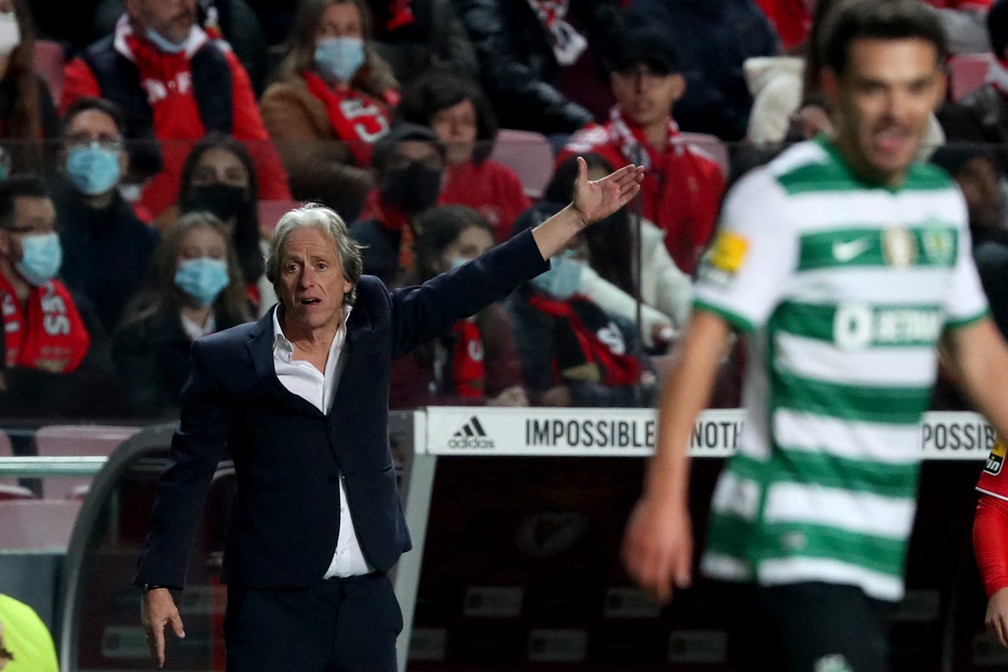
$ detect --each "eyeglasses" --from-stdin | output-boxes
[65,135,124,152]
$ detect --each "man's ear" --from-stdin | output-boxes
[670,73,686,101]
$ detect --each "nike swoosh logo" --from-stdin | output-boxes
[832,237,871,262]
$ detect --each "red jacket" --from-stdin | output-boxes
[558,109,725,274]
[61,17,291,218]
[439,160,531,244]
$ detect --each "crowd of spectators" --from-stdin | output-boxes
[0,0,1005,423]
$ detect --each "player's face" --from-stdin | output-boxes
[824,37,945,187]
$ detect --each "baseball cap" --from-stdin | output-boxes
[610,26,681,75]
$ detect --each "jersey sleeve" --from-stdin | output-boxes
[944,195,990,327]
[692,168,798,332]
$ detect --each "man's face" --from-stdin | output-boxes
[63,108,127,172]
[127,0,196,44]
[956,156,1005,232]
[610,63,684,129]
[824,37,946,187]
[0,196,56,265]
[276,227,353,335]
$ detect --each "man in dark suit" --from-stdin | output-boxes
[135,157,643,671]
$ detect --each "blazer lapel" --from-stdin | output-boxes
[247,308,322,417]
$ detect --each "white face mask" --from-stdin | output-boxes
[0,14,21,58]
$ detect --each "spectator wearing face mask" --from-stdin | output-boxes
[260,0,399,222]
[398,70,531,244]
[112,212,253,418]
[503,213,659,408]
[60,0,291,220]
[389,204,528,409]
[349,122,444,286]
[163,133,276,315]
[53,97,160,334]
[0,176,123,419]
[0,0,59,173]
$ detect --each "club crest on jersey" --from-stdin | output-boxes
[921,227,955,266]
[985,434,1007,476]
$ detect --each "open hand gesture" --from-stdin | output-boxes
[571,156,645,227]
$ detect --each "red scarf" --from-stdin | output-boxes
[608,106,684,171]
[528,294,641,387]
[0,274,90,373]
[450,319,485,398]
[359,190,416,272]
[302,71,392,167]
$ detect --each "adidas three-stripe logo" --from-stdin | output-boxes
[448,416,495,448]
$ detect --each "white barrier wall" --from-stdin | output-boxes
[424,407,998,460]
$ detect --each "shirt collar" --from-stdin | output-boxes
[271,303,353,362]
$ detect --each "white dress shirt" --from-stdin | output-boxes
[271,305,373,578]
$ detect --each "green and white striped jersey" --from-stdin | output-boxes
[693,137,989,601]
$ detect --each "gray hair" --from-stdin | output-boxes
[265,203,364,305]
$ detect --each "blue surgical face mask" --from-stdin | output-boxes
[145,27,188,54]
[65,143,121,196]
[16,232,62,286]
[530,252,581,299]
[0,13,21,57]
[174,257,230,307]
[314,36,365,84]
[449,257,469,270]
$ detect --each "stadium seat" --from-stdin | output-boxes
[490,129,555,199]
[948,53,994,102]
[33,425,141,500]
[0,499,82,552]
[33,40,66,105]
[0,429,33,499]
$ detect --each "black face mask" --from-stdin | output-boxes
[378,162,442,215]
[180,183,249,222]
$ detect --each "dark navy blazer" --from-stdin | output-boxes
[135,229,549,589]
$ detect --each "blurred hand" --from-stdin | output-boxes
[988,587,1008,649]
[571,156,644,227]
[141,588,185,668]
[622,496,694,604]
[487,385,529,407]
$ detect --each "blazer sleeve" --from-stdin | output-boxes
[388,227,550,357]
[134,338,233,589]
